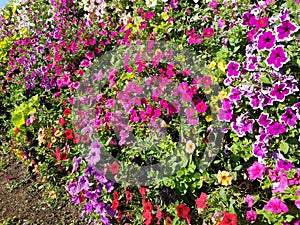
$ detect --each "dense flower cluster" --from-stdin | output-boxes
[0,0,299,224]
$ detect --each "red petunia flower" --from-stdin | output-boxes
[110,162,120,174]
[125,189,133,205]
[59,117,65,126]
[219,212,238,225]
[63,107,71,116]
[112,198,120,210]
[143,200,153,212]
[64,128,74,140]
[73,134,80,144]
[195,192,208,210]
[156,206,163,224]
[176,203,190,219]
[142,210,153,225]
[139,187,147,198]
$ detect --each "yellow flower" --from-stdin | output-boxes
[185,140,196,154]
[218,90,227,99]
[217,171,233,186]
[54,130,62,137]
[51,136,57,143]
[161,12,169,21]
[203,86,212,94]
[49,190,57,199]
[205,115,213,122]
[209,61,216,70]
[210,103,219,114]
[177,55,185,62]
[211,95,219,103]
[218,61,227,73]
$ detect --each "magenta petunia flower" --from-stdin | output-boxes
[246,209,257,222]
[255,17,269,29]
[264,197,289,214]
[247,162,266,180]
[203,27,214,38]
[276,20,298,41]
[258,113,272,127]
[227,61,240,77]
[195,101,208,113]
[277,159,293,171]
[257,30,276,50]
[242,12,255,26]
[266,46,289,70]
[270,83,290,101]
[266,122,286,136]
[295,200,300,209]
[281,107,298,126]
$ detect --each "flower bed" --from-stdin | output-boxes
[0,0,300,224]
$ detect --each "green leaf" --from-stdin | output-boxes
[280,142,289,154]
[219,187,227,202]
[11,112,25,128]
[260,76,272,84]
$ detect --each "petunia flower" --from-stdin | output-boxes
[247,162,266,180]
[217,171,233,186]
[276,20,298,41]
[195,192,208,212]
[266,46,289,70]
[264,197,289,214]
[255,16,269,29]
[242,194,255,208]
[219,212,238,225]
[227,61,240,77]
[257,30,276,50]
[246,209,257,222]
[270,83,290,101]
[280,107,298,126]
[185,140,196,154]
[266,122,286,136]
[176,203,190,219]
[203,27,214,38]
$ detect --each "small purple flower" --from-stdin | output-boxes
[276,20,298,41]
[270,83,290,101]
[228,88,242,105]
[266,46,289,70]
[257,30,276,51]
[281,107,298,126]
[253,142,268,158]
[258,113,272,127]
[242,12,255,26]
[67,182,80,196]
[71,156,82,173]
[266,122,286,136]
[78,176,90,191]
[227,61,240,77]
[264,197,289,214]
[86,148,101,166]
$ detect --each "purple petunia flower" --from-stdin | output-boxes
[266,46,289,70]
[281,107,298,126]
[67,182,80,196]
[272,175,288,193]
[258,113,272,127]
[257,30,276,51]
[270,83,290,101]
[242,12,255,26]
[227,61,240,77]
[247,162,266,180]
[86,148,101,166]
[276,20,298,41]
[266,122,286,136]
[253,142,268,158]
[264,197,289,214]
[228,88,242,105]
[277,159,293,171]
[78,176,90,191]
[71,156,82,173]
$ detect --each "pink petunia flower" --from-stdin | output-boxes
[247,162,266,180]
[203,28,214,38]
[264,197,289,214]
